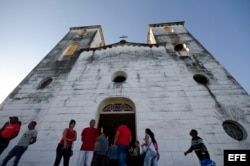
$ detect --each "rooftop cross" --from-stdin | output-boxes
[119,35,128,39]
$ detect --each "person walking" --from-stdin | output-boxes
[92,132,109,166]
[54,119,77,166]
[1,121,37,166]
[184,129,210,162]
[0,116,21,155]
[77,119,99,166]
[142,128,158,166]
[113,122,131,166]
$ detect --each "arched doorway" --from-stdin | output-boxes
[97,97,136,146]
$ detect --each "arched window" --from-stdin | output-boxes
[171,38,189,52]
[62,42,79,56]
[103,103,133,112]
[99,97,135,114]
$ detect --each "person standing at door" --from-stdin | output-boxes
[92,132,109,166]
[113,122,132,166]
[77,119,99,166]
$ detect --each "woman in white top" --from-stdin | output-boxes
[142,128,158,166]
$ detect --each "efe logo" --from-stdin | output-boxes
[224,150,250,166]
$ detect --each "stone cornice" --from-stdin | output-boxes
[80,40,165,52]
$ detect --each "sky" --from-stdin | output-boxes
[0,0,250,103]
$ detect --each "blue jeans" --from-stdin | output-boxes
[1,145,28,166]
[117,145,129,166]
[144,149,158,166]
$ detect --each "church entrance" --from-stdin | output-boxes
[97,97,137,145]
[98,113,136,145]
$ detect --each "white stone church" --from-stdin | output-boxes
[0,21,250,166]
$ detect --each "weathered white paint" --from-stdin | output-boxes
[0,22,250,166]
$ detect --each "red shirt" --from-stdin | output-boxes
[59,128,76,146]
[116,125,131,146]
[1,123,20,139]
[80,127,99,151]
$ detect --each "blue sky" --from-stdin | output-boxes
[0,0,250,103]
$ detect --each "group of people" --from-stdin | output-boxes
[54,119,160,166]
[0,116,37,166]
[1,116,211,166]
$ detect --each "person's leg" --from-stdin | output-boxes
[151,153,158,166]
[143,150,150,166]
[92,153,101,166]
[100,154,107,166]
[13,146,28,166]
[63,146,71,166]
[1,146,19,166]
[54,144,64,166]
[0,138,9,155]
[77,150,86,166]
[118,145,129,166]
[144,149,157,166]
[85,151,94,166]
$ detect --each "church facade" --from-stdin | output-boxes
[0,22,250,166]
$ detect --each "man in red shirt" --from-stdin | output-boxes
[77,119,99,166]
[114,123,131,166]
[0,116,21,155]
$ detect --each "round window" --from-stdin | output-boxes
[112,71,127,83]
[223,120,247,141]
[193,74,209,85]
[39,77,53,89]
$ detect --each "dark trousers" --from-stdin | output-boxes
[92,153,107,166]
[108,159,119,166]
[0,136,10,155]
[1,145,28,166]
[54,144,72,166]
[195,150,210,161]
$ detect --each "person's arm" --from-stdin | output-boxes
[94,140,99,151]
[0,122,8,132]
[10,124,21,140]
[62,128,68,147]
[184,147,193,156]
[30,136,37,144]
[113,130,120,145]
[10,131,19,139]
[81,129,85,142]
[145,134,150,145]
[73,130,77,141]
